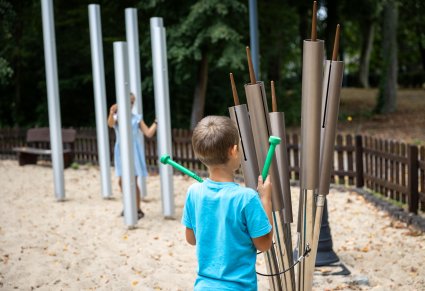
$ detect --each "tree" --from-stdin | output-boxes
[168,0,247,129]
[376,0,398,113]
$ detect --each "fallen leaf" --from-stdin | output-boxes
[403,230,422,237]
[131,280,139,286]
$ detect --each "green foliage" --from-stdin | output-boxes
[71,162,79,170]
[0,0,424,128]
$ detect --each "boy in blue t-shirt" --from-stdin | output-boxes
[182,115,273,291]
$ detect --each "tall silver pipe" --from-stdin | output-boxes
[150,17,175,218]
[297,39,324,291]
[114,42,137,227]
[41,0,65,201]
[248,0,260,79]
[125,8,148,199]
[88,4,112,199]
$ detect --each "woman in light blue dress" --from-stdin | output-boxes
[108,93,157,219]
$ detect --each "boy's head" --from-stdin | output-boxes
[192,116,239,166]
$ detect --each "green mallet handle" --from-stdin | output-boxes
[160,155,204,182]
[261,136,281,180]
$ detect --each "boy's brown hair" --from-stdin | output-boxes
[192,116,239,166]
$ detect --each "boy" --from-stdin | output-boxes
[182,115,273,290]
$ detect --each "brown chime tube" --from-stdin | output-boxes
[228,73,259,191]
[269,81,293,223]
[244,47,289,291]
[306,25,344,291]
[297,2,324,290]
[228,73,281,291]
[244,47,285,212]
[269,81,295,291]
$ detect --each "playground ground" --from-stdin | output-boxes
[0,160,424,290]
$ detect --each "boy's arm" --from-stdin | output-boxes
[185,227,196,245]
[252,175,273,252]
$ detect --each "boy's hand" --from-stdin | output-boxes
[257,175,272,203]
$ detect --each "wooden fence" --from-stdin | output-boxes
[0,127,424,214]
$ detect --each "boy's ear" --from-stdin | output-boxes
[229,144,238,157]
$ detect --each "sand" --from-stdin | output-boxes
[0,160,424,290]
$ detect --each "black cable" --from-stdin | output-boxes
[256,246,311,277]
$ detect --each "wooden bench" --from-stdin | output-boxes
[13,128,77,168]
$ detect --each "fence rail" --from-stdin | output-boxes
[0,127,423,214]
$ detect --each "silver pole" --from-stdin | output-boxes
[41,0,65,201]
[248,0,260,79]
[88,4,112,199]
[150,17,175,218]
[113,42,137,227]
[125,8,148,199]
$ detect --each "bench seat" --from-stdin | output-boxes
[13,128,76,168]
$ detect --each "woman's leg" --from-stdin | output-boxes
[135,176,141,210]
[118,177,122,192]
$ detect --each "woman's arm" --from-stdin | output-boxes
[139,119,157,138]
[107,104,117,128]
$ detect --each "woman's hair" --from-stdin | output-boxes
[192,116,239,166]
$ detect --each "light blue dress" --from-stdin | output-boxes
[113,113,148,177]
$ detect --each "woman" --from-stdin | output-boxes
[108,93,157,219]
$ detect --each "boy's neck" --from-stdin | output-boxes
[208,166,235,182]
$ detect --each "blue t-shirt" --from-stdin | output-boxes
[181,179,272,291]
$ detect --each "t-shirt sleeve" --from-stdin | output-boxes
[244,194,272,238]
[181,190,193,229]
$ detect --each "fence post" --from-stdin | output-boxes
[355,135,364,188]
[407,145,419,214]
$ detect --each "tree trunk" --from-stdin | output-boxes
[418,37,425,72]
[358,22,375,88]
[376,0,398,114]
[190,51,209,129]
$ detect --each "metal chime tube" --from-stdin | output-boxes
[229,105,259,190]
[229,105,281,290]
[125,8,148,199]
[113,42,137,227]
[269,112,295,291]
[245,81,288,291]
[229,73,283,290]
[309,59,344,283]
[150,17,175,218]
[88,4,112,199]
[41,0,65,201]
[297,37,324,291]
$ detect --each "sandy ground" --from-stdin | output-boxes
[0,160,424,291]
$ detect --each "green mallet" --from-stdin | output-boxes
[160,155,204,182]
[262,136,281,180]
